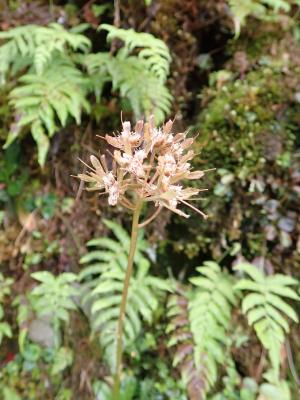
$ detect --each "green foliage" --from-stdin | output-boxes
[2,3,300,398]
[93,377,137,400]
[0,22,172,166]
[0,340,73,399]
[189,262,236,395]
[0,273,13,345]
[1,386,21,400]
[210,360,258,400]
[7,56,90,166]
[93,371,186,400]
[82,24,173,123]
[79,220,171,371]
[259,369,291,400]
[234,262,300,377]
[101,24,171,82]
[168,262,236,398]
[0,23,90,77]
[229,0,296,36]
[183,59,300,261]
[51,346,73,376]
[210,359,292,400]
[0,142,27,201]
[0,23,91,166]
[31,271,78,327]
[167,290,203,399]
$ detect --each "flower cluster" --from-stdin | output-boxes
[78,116,208,220]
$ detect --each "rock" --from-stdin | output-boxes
[28,318,55,347]
[278,217,295,233]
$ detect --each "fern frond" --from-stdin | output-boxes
[0,23,90,76]
[79,220,170,372]
[189,261,236,396]
[109,55,172,123]
[100,24,171,82]
[234,262,300,378]
[81,52,172,123]
[167,290,206,400]
[7,56,90,166]
[167,262,236,399]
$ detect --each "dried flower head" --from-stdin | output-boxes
[78,116,208,223]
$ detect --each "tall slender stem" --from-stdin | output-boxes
[112,200,142,399]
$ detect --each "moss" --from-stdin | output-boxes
[164,31,300,272]
[197,72,298,175]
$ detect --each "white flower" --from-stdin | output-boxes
[108,182,120,206]
[103,172,116,189]
[78,116,208,219]
[121,121,131,139]
[158,153,177,176]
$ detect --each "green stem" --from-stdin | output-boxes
[112,200,142,399]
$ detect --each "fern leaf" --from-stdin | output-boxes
[79,221,170,372]
[0,23,90,76]
[167,290,206,400]
[188,261,236,396]
[234,262,300,378]
[8,56,90,166]
[100,24,171,82]
[80,34,173,123]
[168,262,236,399]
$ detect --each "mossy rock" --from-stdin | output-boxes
[165,35,300,274]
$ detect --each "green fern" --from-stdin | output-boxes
[79,220,170,371]
[234,262,300,378]
[77,52,112,102]
[6,56,90,166]
[188,261,237,396]
[1,23,172,166]
[167,289,206,399]
[107,55,172,123]
[0,23,90,76]
[100,24,171,82]
[81,25,173,123]
[167,262,236,399]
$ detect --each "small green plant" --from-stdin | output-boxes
[30,271,78,347]
[234,262,299,378]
